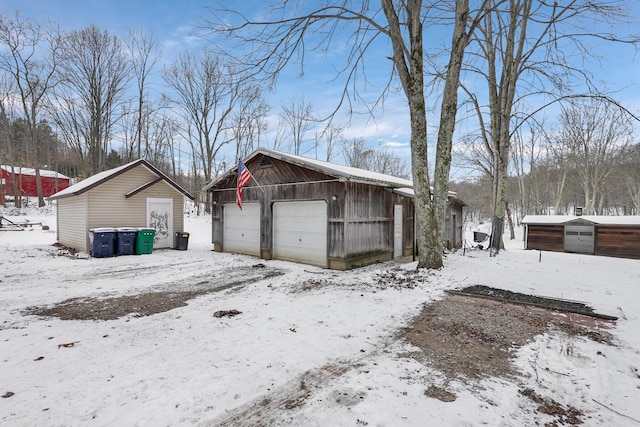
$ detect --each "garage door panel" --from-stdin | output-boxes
[564,225,594,254]
[224,203,260,256]
[273,201,327,267]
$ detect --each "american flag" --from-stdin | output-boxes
[235,160,253,210]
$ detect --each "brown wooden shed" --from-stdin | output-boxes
[49,159,194,254]
[204,148,465,270]
[522,215,640,260]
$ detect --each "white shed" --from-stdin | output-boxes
[48,159,194,254]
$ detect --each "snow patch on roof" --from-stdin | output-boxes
[522,215,640,225]
[1,165,70,179]
[255,148,413,187]
[48,160,138,198]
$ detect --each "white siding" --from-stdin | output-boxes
[57,195,89,252]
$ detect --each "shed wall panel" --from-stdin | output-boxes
[344,183,393,257]
[526,225,564,252]
[57,195,89,252]
[596,226,640,260]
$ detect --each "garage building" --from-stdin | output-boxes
[205,148,465,270]
[522,215,640,260]
[49,159,194,254]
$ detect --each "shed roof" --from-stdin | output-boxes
[521,215,640,226]
[1,165,70,179]
[204,148,465,204]
[48,159,194,201]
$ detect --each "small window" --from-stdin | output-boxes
[566,231,579,236]
[580,231,593,236]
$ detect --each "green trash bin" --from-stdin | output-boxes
[135,228,156,254]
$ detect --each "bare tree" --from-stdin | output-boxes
[320,123,343,162]
[230,84,269,161]
[558,99,631,215]
[209,0,482,269]
[342,137,373,169]
[0,12,61,206]
[543,126,572,214]
[621,144,640,214]
[163,51,240,211]
[342,138,411,179]
[279,97,316,155]
[462,0,639,254]
[52,24,131,177]
[127,28,162,160]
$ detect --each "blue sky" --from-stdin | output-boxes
[2,1,640,177]
[0,0,421,169]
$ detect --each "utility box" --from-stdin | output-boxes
[175,232,190,250]
[89,228,116,258]
[136,228,156,254]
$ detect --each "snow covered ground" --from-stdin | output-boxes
[1,206,639,426]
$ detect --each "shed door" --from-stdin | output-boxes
[147,198,173,248]
[564,225,595,254]
[394,205,403,258]
[273,200,327,267]
[223,203,261,256]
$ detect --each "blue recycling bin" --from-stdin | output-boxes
[89,228,116,258]
[116,227,138,255]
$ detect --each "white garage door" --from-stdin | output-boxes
[273,200,327,267]
[564,225,595,254]
[223,203,261,256]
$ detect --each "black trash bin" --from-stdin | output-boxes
[89,228,116,258]
[175,232,190,250]
[116,227,138,255]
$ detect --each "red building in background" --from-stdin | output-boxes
[1,165,70,203]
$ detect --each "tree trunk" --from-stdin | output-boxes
[490,147,509,254]
[35,167,45,207]
[506,204,515,240]
[432,0,471,265]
